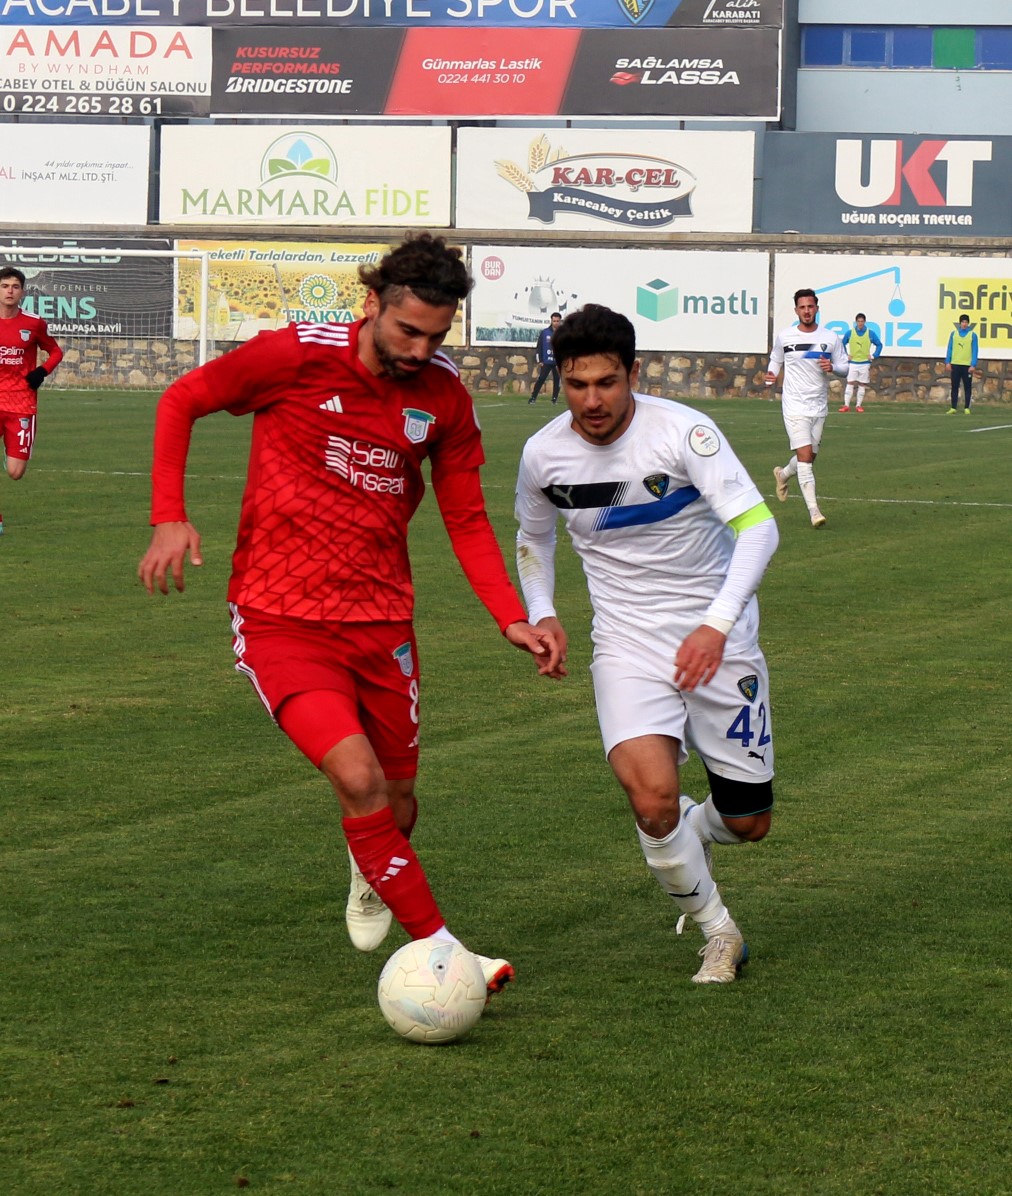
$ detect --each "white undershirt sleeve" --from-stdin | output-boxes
[703,517,779,631]
[515,525,558,624]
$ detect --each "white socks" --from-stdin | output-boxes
[781,455,798,480]
[687,797,745,846]
[797,461,819,515]
[637,819,726,929]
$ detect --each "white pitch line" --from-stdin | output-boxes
[968,424,1012,433]
[31,469,1012,508]
[774,495,1012,509]
[32,469,247,481]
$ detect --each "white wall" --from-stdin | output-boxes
[799,0,1011,23]
[797,71,1012,136]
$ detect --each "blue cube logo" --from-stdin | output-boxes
[637,278,679,323]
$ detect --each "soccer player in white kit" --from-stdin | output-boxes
[766,288,849,528]
[514,305,779,984]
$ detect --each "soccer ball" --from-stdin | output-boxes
[377,937,487,1045]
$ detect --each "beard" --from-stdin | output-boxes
[371,321,426,380]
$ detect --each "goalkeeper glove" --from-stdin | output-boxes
[26,367,47,390]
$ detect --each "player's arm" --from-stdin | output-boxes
[432,465,565,677]
[139,331,291,595]
[26,325,63,389]
[829,335,850,377]
[870,329,883,360]
[674,503,778,691]
[514,455,569,668]
[945,333,954,367]
[137,370,219,594]
[763,335,784,385]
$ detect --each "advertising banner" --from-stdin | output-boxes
[472,245,769,352]
[212,26,402,116]
[209,24,778,118]
[175,239,464,347]
[0,24,211,117]
[0,0,783,28]
[0,236,174,336]
[774,253,1012,361]
[159,126,452,226]
[759,134,1012,238]
[0,125,150,224]
[456,128,753,233]
[559,25,779,118]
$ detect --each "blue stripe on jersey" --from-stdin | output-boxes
[593,484,700,531]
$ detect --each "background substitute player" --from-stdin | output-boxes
[0,265,64,533]
[514,305,778,984]
[840,312,882,413]
[767,288,848,529]
[138,234,563,996]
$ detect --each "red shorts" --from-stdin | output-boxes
[229,604,420,779]
[0,411,36,461]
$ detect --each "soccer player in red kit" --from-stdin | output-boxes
[0,266,64,531]
[138,234,564,996]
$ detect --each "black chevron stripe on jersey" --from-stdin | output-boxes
[541,481,629,509]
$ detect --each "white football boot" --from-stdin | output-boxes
[474,954,515,997]
[345,848,393,952]
[773,466,789,503]
[692,928,749,984]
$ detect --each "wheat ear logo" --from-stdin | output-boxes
[496,134,695,230]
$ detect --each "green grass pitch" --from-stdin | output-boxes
[0,391,1009,1194]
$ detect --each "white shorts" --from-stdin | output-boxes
[783,414,826,453]
[847,363,871,385]
[590,631,774,783]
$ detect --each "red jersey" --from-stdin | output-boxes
[0,310,63,415]
[151,319,526,629]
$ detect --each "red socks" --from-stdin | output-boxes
[342,805,443,940]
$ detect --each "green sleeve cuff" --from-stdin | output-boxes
[728,502,774,536]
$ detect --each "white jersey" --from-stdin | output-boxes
[515,395,764,649]
[768,324,848,419]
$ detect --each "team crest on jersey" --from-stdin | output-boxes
[689,425,720,457]
[19,329,30,342]
[402,408,436,444]
[392,642,414,678]
[737,675,759,703]
[642,474,669,499]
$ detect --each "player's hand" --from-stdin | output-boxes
[138,521,204,595]
[504,618,568,679]
[818,356,833,373]
[763,371,777,387]
[25,367,46,390]
[674,624,727,692]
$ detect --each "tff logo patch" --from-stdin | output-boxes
[392,642,414,677]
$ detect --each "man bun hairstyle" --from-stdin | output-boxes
[552,304,637,374]
[359,233,472,310]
